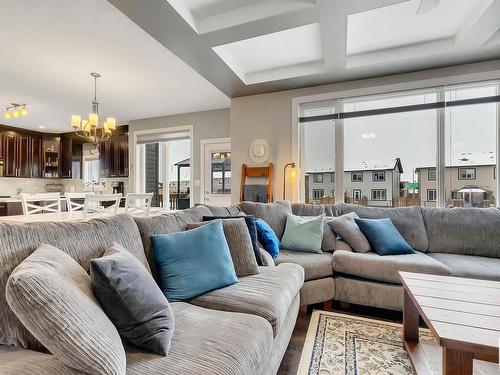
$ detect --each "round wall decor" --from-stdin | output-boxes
[249,138,269,164]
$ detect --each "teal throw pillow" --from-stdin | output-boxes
[280,213,325,253]
[354,217,414,256]
[151,220,238,301]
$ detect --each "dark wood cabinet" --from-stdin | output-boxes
[0,131,4,161]
[99,134,128,178]
[2,130,47,178]
[60,136,73,178]
[4,132,18,177]
[31,136,43,178]
[18,134,30,178]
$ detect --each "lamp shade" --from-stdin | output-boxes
[71,115,81,129]
[106,117,116,130]
[88,113,98,128]
[13,110,19,118]
[21,107,28,116]
[5,111,11,120]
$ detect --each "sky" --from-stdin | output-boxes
[304,85,497,182]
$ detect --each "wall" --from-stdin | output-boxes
[230,60,500,203]
[129,108,230,204]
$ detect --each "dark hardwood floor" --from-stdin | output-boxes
[277,301,403,375]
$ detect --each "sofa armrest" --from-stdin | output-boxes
[0,346,81,374]
[259,247,275,267]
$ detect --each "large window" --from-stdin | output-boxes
[299,81,499,208]
[211,152,231,194]
[312,189,324,199]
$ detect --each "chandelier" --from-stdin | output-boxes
[71,72,116,149]
[5,103,28,119]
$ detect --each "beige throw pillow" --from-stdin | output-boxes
[6,244,126,375]
[328,212,371,253]
[187,218,259,277]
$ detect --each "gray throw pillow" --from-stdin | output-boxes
[239,201,292,239]
[322,217,338,252]
[328,212,371,253]
[90,242,175,356]
[6,244,126,375]
[187,218,260,277]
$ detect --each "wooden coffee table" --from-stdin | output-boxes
[400,272,500,375]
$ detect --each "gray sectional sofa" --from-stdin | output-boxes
[0,206,304,375]
[212,201,500,312]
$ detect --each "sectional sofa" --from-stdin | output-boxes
[209,201,500,312]
[0,206,304,375]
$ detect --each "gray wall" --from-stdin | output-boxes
[129,108,230,204]
[230,60,500,203]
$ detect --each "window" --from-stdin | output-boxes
[372,171,386,182]
[330,172,335,182]
[353,189,362,199]
[83,158,100,183]
[371,189,386,201]
[451,191,462,199]
[351,172,363,182]
[312,174,323,183]
[458,168,476,180]
[427,189,437,202]
[211,152,231,194]
[312,189,324,199]
[428,168,436,180]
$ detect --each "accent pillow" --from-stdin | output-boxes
[6,244,126,375]
[322,217,338,252]
[187,218,259,277]
[151,220,238,301]
[203,215,263,266]
[328,212,371,253]
[354,218,414,256]
[255,218,280,258]
[240,201,292,239]
[90,242,175,355]
[281,214,325,253]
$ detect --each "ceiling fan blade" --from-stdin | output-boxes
[417,0,440,14]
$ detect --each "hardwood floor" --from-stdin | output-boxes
[277,301,403,375]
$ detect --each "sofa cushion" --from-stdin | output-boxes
[328,212,370,253]
[152,220,238,302]
[422,207,500,257]
[197,203,241,216]
[275,250,333,281]
[321,218,337,252]
[291,203,342,217]
[240,201,292,239]
[126,302,274,375]
[0,214,148,350]
[332,250,452,284]
[189,263,304,338]
[339,204,428,251]
[281,214,325,254]
[187,219,259,277]
[6,244,126,375]
[90,242,175,356]
[355,218,414,256]
[428,253,500,281]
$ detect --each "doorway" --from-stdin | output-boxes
[201,138,231,206]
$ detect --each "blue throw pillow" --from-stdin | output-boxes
[354,218,414,256]
[255,218,280,258]
[151,220,238,301]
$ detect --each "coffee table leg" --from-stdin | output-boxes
[403,288,419,342]
[442,348,473,375]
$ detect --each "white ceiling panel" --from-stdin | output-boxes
[212,23,324,84]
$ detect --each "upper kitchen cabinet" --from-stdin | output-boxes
[1,129,43,178]
[60,136,73,178]
[99,134,128,178]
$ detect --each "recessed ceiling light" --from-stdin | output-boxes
[38,126,45,129]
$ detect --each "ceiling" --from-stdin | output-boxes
[0,0,230,133]
[109,0,500,97]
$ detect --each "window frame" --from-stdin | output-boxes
[428,168,436,180]
[330,172,335,182]
[353,189,362,199]
[371,189,387,201]
[312,174,323,183]
[427,189,437,202]
[458,168,476,180]
[372,171,386,182]
[351,171,363,182]
[312,189,324,199]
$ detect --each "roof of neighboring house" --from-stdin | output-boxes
[174,158,190,166]
[415,151,496,170]
[306,158,403,174]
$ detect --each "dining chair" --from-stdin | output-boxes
[83,193,122,219]
[20,192,62,215]
[65,192,94,212]
[125,193,154,217]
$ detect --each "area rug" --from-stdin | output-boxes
[297,310,434,375]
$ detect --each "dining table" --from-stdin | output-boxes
[0,207,171,223]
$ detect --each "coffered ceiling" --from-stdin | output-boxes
[109,0,500,97]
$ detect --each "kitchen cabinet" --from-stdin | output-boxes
[31,136,43,178]
[4,132,17,177]
[99,134,128,178]
[2,129,48,178]
[60,136,73,178]
[0,131,4,161]
[18,134,30,178]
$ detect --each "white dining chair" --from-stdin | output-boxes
[125,193,154,217]
[83,193,122,219]
[65,192,94,212]
[20,193,62,215]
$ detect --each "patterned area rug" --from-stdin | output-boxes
[297,310,434,375]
